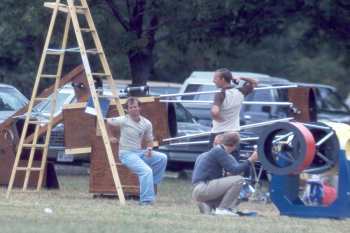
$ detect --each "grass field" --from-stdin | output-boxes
[0,170,349,233]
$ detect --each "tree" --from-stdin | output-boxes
[100,0,297,85]
[0,0,349,97]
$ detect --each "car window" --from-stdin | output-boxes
[182,84,216,100]
[244,89,273,112]
[0,87,27,111]
[175,103,195,123]
[315,87,350,113]
[33,91,74,116]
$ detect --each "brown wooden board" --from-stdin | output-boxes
[63,107,96,149]
[0,130,58,188]
[288,87,317,122]
[89,136,139,196]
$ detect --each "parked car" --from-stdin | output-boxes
[178,71,291,127]
[178,71,350,128]
[297,83,350,124]
[0,84,28,122]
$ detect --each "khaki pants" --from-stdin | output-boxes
[192,176,244,209]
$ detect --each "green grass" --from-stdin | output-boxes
[0,174,349,233]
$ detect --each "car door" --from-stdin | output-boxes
[241,87,275,125]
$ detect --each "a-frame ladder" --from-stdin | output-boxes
[6,0,126,204]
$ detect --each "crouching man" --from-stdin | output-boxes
[107,97,168,205]
[192,132,258,216]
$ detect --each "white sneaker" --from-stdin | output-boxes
[214,208,239,217]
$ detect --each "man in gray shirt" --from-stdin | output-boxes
[107,97,167,205]
[192,132,258,216]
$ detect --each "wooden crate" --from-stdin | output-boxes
[89,136,139,196]
[62,103,96,150]
[288,87,317,122]
[0,125,58,188]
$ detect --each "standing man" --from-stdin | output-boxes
[192,132,258,216]
[107,97,168,205]
[210,68,258,147]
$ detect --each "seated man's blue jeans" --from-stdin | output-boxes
[119,149,167,203]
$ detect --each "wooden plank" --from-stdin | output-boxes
[62,107,95,149]
[44,2,86,14]
[65,147,91,155]
[288,87,317,123]
[118,96,156,105]
[62,102,87,109]
[89,137,139,196]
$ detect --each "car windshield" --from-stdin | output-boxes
[0,87,27,111]
[33,90,74,115]
[182,84,217,100]
[315,87,350,113]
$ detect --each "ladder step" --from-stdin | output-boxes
[46,50,65,55]
[16,167,43,171]
[86,49,103,55]
[44,2,86,14]
[41,74,58,79]
[81,28,95,32]
[28,120,49,125]
[91,73,111,77]
[22,144,46,148]
[34,97,49,102]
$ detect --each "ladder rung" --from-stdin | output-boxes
[46,50,65,55]
[41,74,58,79]
[75,6,88,10]
[81,28,95,32]
[91,73,111,77]
[28,120,49,125]
[86,49,103,55]
[22,144,46,148]
[16,167,43,171]
[44,2,86,14]
[34,97,49,101]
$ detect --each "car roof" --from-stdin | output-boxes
[104,80,181,88]
[294,82,337,91]
[0,83,20,89]
[186,71,290,85]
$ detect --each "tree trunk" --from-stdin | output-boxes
[127,47,154,96]
[128,48,154,86]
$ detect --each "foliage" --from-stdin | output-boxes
[0,0,349,97]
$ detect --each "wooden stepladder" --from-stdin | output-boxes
[7,0,126,204]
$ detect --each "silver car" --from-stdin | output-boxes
[0,84,28,122]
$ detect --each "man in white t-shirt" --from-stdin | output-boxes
[107,97,167,205]
[210,68,258,149]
